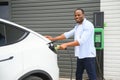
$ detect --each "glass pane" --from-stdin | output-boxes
[0,23,6,46]
[5,24,28,44]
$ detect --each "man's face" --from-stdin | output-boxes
[74,10,84,24]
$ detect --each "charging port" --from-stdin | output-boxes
[48,42,56,53]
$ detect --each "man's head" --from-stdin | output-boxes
[74,8,85,24]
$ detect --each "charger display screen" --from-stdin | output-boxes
[95,34,101,42]
[95,32,101,47]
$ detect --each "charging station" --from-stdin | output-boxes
[93,12,104,80]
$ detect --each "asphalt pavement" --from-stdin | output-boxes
[59,78,75,80]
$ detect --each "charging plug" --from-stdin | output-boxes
[55,45,60,51]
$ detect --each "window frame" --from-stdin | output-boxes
[0,21,29,46]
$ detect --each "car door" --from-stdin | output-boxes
[0,22,29,80]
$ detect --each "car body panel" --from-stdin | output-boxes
[0,18,59,80]
[0,42,23,80]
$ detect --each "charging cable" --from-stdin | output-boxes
[96,54,105,80]
[55,45,73,80]
[55,45,105,80]
[69,50,73,80]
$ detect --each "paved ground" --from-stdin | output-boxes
[59,78,75,80]
[59,78,89,80]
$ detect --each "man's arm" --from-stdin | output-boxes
[45,34,66,41]
[59,40,80,50]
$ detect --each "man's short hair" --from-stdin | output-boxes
[75,8,84,14]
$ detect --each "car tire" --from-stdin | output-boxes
[23,76,43,80]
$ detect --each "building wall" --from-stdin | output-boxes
[0,0,10,2]
[101,0,120,80]
[10,0,100,78]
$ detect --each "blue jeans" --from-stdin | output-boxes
[76,57,97,80]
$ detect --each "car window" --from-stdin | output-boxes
[0,22,29,46]
[0,24,6,46]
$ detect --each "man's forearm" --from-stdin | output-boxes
[62,40,79,47]
[53,34,66,41]
[58,40,80,50]
[65,40,80,47]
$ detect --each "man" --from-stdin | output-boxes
[46,8,97,80]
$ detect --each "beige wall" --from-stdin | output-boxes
[101,0,120,80]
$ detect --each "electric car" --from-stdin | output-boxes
[0,18,59,80]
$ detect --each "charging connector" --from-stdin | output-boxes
[55,45,60,51]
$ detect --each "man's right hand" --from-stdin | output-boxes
[45,35,54,41]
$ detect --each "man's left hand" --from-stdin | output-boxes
[59,43,67,50]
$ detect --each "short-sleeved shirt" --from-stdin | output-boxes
[64,18,96,59]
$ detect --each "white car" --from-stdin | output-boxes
[0,18,59,80]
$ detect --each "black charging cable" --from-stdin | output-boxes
[54,43,106,80]
[55,45,73,80]
[68,50,73,80]
[96,51,106,80]
[47,41,73,80]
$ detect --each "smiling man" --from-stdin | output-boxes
[46,8,97,80]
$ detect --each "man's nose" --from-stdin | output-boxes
[75,16,79,19]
